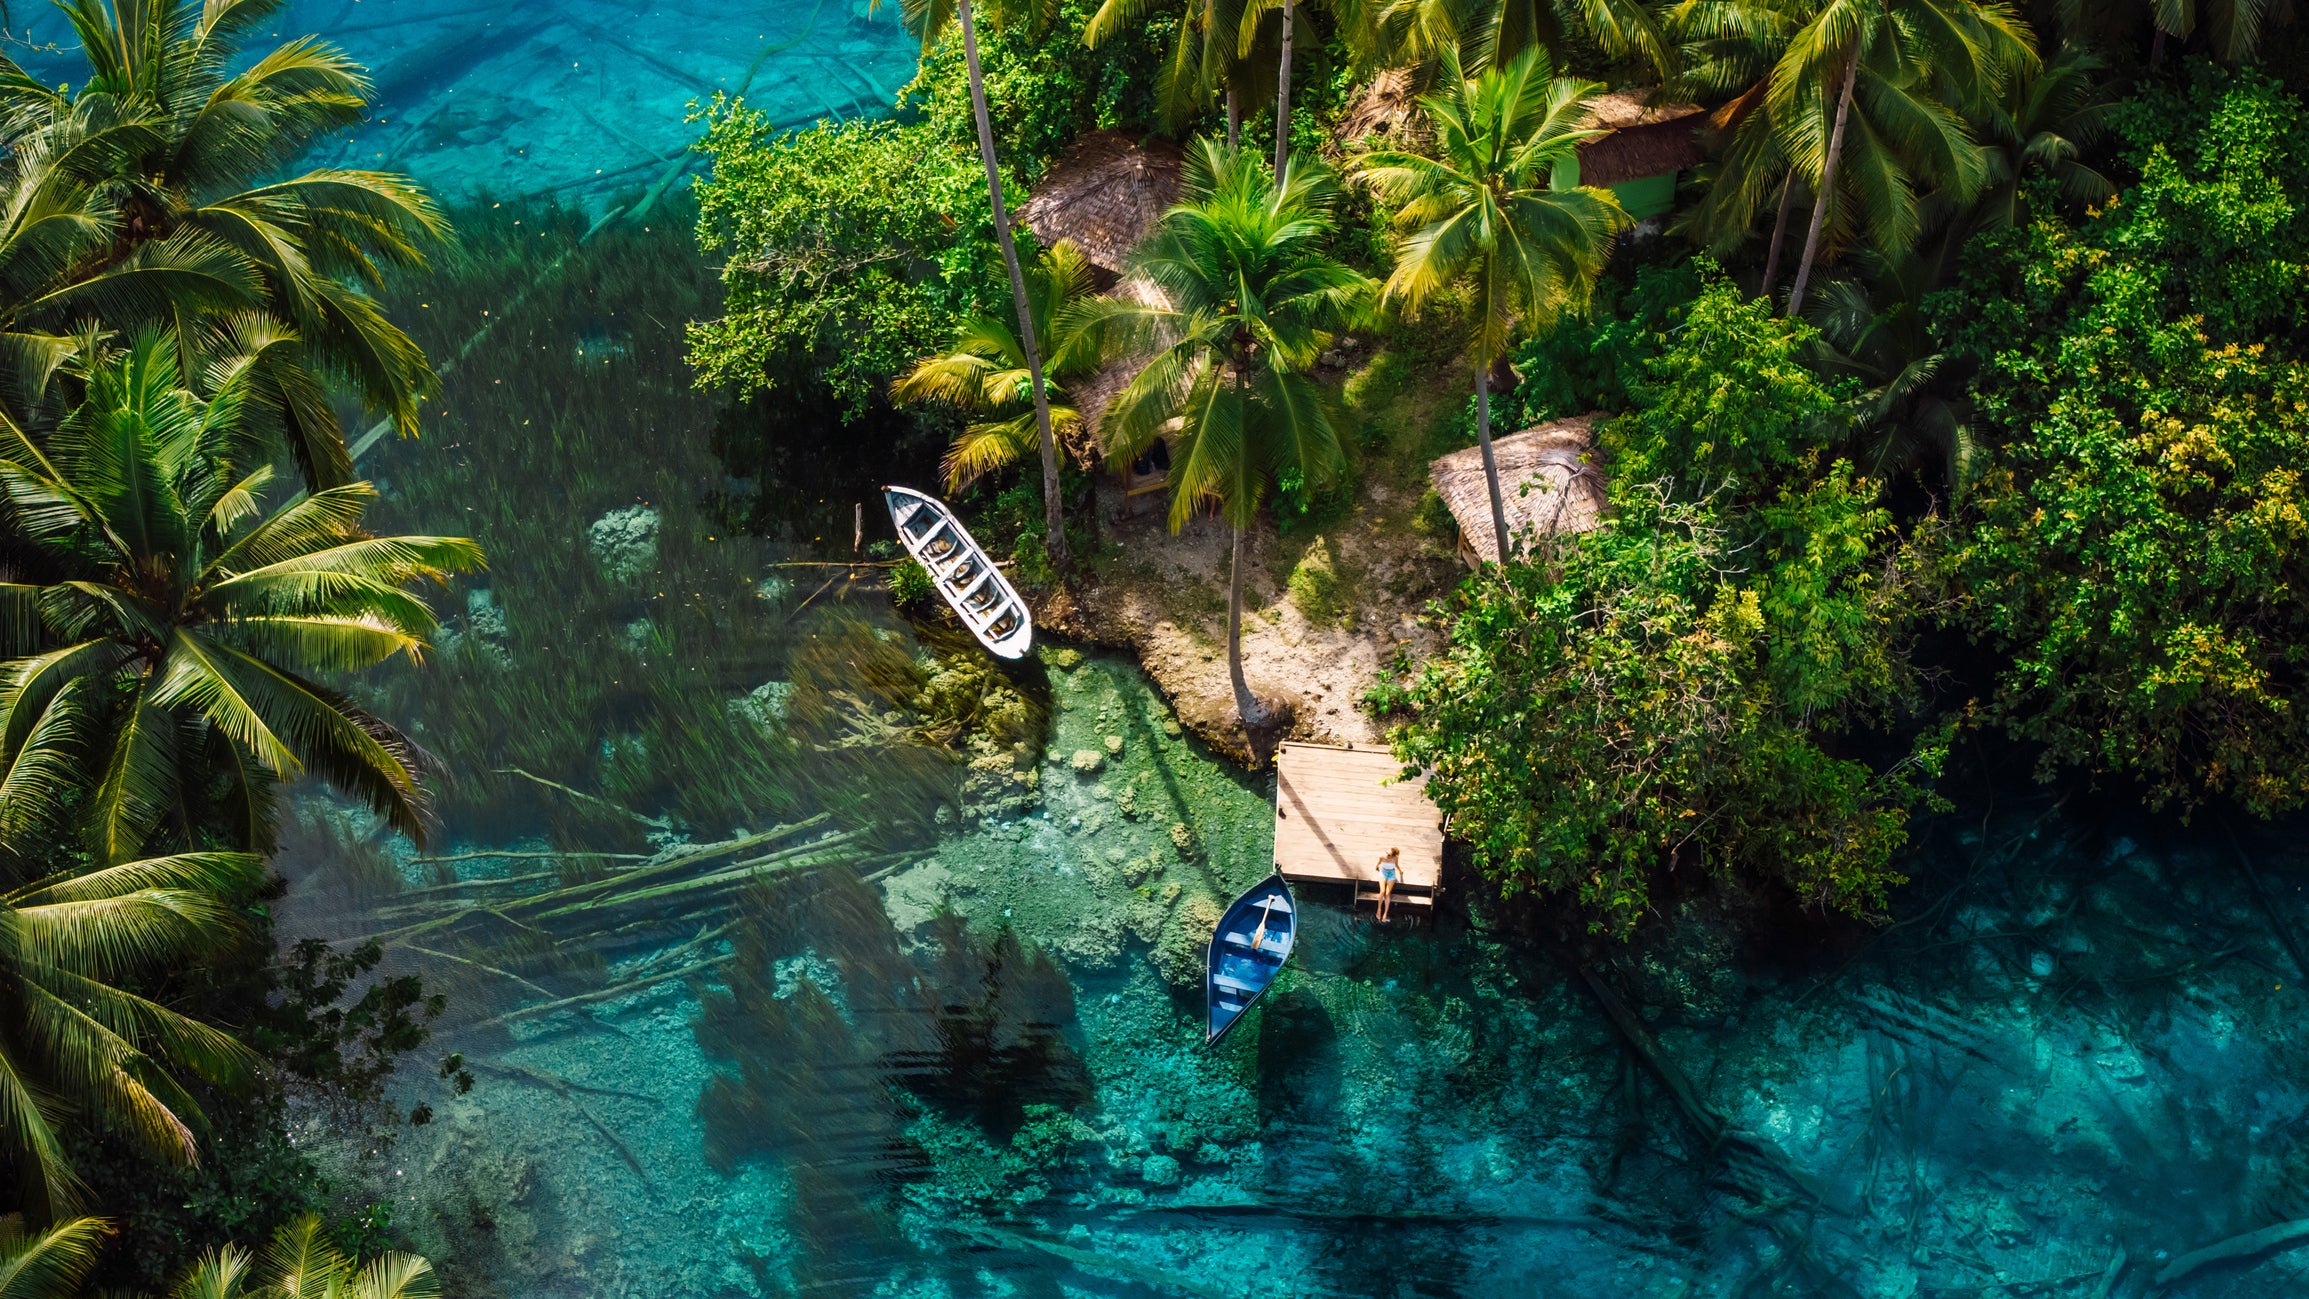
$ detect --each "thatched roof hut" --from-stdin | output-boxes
[1428,415,1608,568]
[1575,92,1705,216]
[1018,131,1183,285]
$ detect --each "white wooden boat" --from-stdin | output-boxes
[883,486,1033,659]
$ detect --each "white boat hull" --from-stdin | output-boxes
[883,486,1034,659]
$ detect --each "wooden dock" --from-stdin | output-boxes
[1273,741,1444,912]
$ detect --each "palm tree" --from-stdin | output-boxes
[1961,43,2111,237]
[0,0,452,490]
[0,96,261,453]
[1669,0,2026,310]
[1084,142,1371,726]
[893,240,1102,492]
[1355,48,1624,563]
[1772,0,2034,314]
[0,1216,108,1294]
[0,844,264,1218]
[898,0,1071,571]
[2059,0,2290,64]
[1352,0,1676,82]
[1807,259,1972,494]
[1086,0,1274,146]
[0,334,483,863]
[169,1215,435,1299]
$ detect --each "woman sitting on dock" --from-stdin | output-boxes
[1376,848,1401,922]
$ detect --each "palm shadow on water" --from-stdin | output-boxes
[692,867,1093,1295]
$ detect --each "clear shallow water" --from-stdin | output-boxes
[46,2,2309,1293]
[11,0,920,209]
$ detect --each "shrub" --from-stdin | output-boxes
[1937,66,2309,813]
[890,558,936,610]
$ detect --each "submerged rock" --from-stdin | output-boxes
[1071,749,1104,774]
[588,505,661,584]
[729,680,792,730]
[1140,1154,1181,1187]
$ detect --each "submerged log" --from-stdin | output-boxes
[472,954,735,1029]
[2154,1217,2309,1287]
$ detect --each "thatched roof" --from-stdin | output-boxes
[1578,91,1706,187]
[1018,132,1183,280]
[1338,67,1423,147]
[1428,415,1608,561]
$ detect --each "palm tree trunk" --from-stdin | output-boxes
[1475,364,1511,564]
[1784,41,1859,319]
[1226,355,1262,728]
[1227,524,1261,726]
[1273,0,1294,176]
[1227,85,1241,150]
[1760,170,1796,301]
[958,0,1068,571]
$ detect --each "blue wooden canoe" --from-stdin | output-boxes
[1207,875,1296,1046]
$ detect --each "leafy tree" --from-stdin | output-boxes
[167,1215,434,1299]
[0,98,256,452]
[1960,43,2112,239]
[1357,47,1624,563]
[2059,0,2290,64]
[1806,256,1972,492]
[1496,260,1706,427]
[1086,142,1371,726]
[0,335,483,862]
[1378,479,1926,933]
[4,0,452,488]
[0,845,264,1218]
[1608,268,1844,489]
[916,0,1179,168]
[1085,0,1273,141]
[688,111,1003,417]
[899,0,1074,571]
[1382,261,1930,932]
[1937,66,2309,813]
[894,240,1104,490]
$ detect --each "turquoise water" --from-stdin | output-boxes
[33,2,2309,1293]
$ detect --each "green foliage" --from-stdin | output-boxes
[0,1217,107,1299]
[0,845,266,1217]
[1084,142,1371,532]
[1286,536,1353,626]
[1381,481,1930,932]
[892,240,1104,490]
[1,0,451,488]
[164,1213,436,1299]
[890,558,937,609]
[1501,260,1704,426]
[254,941,463,1125]
[1608,269,1847,488]
[1356,48,1625,373]
[970,468,1097,589]
[687,105,1004,414]
[1273,462,1357,535]
[907,0,1179,171]
[1937,67,2309,813]
[0,335,484,861]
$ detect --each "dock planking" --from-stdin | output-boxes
[1272,742,1443,906]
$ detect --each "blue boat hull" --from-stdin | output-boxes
[1207,875,1296,1045]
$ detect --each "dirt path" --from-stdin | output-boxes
[1045,479,1461,763]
